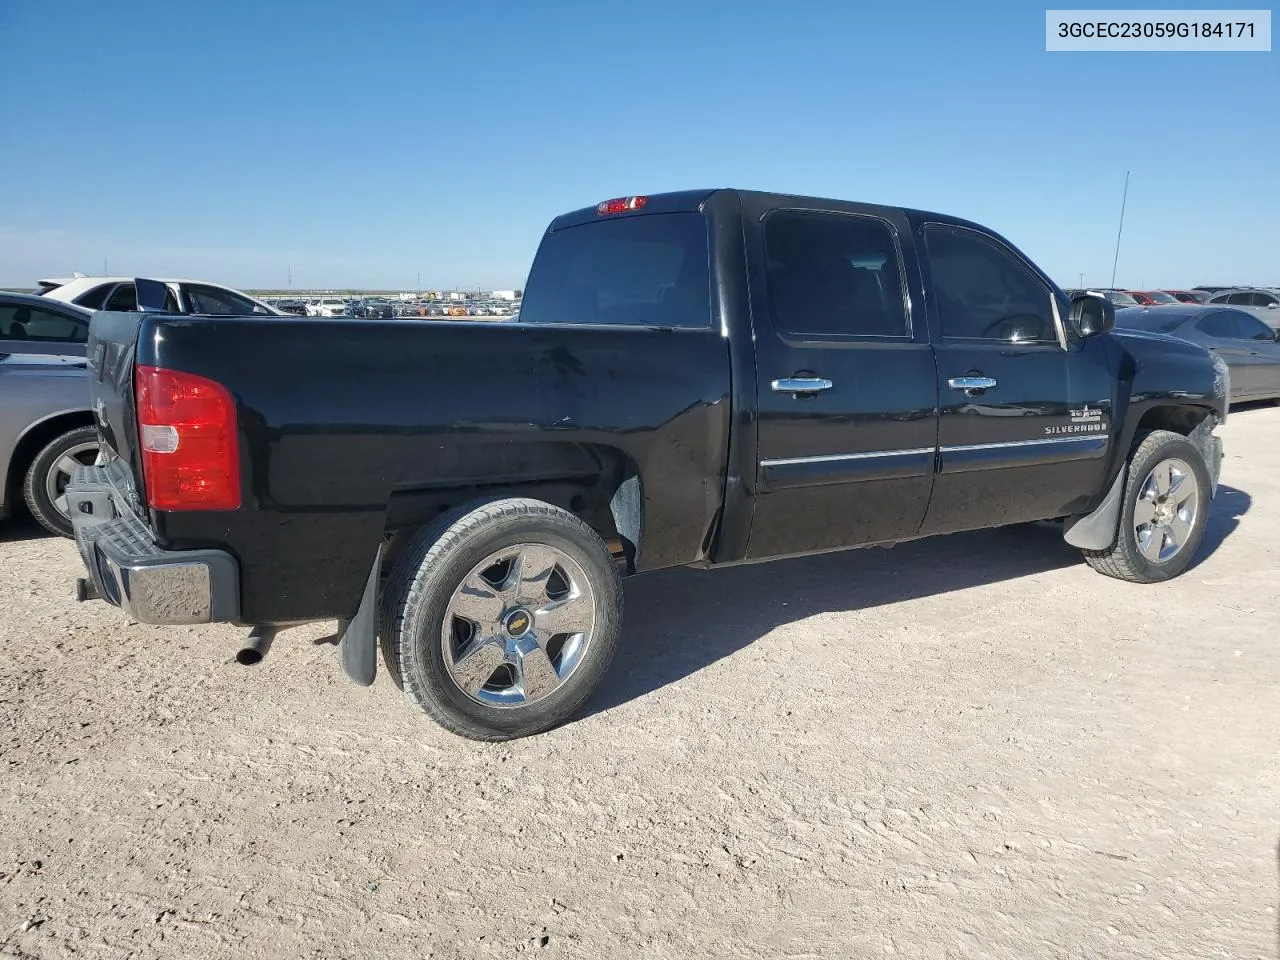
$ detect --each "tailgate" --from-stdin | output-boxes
[85,310,146,499]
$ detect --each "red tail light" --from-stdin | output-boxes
[135,365,240,511]
[597,195,647,215]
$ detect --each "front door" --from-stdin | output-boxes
[1234,311,1280,399]
[744,201,939,560]
[915,221,1116,536]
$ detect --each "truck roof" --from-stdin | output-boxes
[547,188,983,234]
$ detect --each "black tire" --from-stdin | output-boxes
[380,498,623,741]
[1083,429,1211,583]
[22,426,100,538]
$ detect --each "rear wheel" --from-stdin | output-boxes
[22,426,100,538]
[1083,429,1211,583]
[381,498,623,741]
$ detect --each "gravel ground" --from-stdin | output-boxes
[2,407,1277,960]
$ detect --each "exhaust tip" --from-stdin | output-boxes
[235,625,277,666]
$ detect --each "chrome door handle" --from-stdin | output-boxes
[771,377,833,394]
[947,376,998,391]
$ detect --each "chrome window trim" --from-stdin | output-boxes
[940,435,1107,454]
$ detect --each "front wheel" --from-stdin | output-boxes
[381,498,623,741]
[1083,429,1211,583]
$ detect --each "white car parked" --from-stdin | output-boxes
[38,276,283,316]
[308,297,349,318]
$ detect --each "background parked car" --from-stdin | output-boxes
[38,276,283,316]
[1116,304,1280,404]
[351,298,396,319]
[1126,290,1181,306]
[274,298,308,316]
[1204,288,1280,326]
[1164,290,1207,304]
[1092,289,1142,308]
[308,297,349,318]
[0,292,96,537]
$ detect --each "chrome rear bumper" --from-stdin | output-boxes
[67,464,240,624]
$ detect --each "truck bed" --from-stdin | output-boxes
[86,314,732,623]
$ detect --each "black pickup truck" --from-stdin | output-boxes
[68,189,1228,740]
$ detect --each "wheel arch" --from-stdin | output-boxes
[381,442,644,574]
[3,409,96,518]
[1065,402,1222,551]
[1129,402,1217,441]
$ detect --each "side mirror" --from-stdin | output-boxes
[1069,292,1116,337]
[135,278,170,313]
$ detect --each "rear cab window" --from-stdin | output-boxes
[518,212,711,329]
[762,210,909,339]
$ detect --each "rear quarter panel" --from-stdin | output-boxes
[0,349,90,515]
[140,317,732,624]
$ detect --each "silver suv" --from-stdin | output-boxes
[1204,288,1280,326]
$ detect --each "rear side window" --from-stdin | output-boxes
[74,284,114,309]
[519,213,710,328]
[184,284,262,315]
[0,305,89,342]
[764,210,908,338]
[1197,312,1241,339]
[104,284,138,311]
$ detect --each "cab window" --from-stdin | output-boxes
[923,223,1057,343]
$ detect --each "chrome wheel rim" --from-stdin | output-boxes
[441,543,596,708]
[45,441,99,520]
[1133,457,1199,564]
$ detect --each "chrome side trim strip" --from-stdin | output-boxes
[761,447,936,468]
[940,435,1107,453]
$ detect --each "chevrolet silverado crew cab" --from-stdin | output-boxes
[68,189,1228,741]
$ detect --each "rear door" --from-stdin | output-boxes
[1193,311,1254,398]
[915,220,1115,535]
[742,197,938,559]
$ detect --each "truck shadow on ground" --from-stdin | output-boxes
[589,484,1250,716]
[0,516,53,544]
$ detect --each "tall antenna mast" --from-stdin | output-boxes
[1110,171,1130,288]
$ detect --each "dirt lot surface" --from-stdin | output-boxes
[2,408,1277,960]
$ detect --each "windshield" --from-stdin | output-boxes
[1104,291,1140,307]
[1115,310,1184,333]
[1145,291,1179,304]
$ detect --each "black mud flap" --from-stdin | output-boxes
[1063,466,1127,551]
[337,545,382,687]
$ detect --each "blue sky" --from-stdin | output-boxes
[1,0,1275,289]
